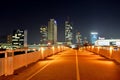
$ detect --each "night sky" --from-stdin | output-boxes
[0,0,120,44]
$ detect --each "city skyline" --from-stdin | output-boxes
[0,0,120,44]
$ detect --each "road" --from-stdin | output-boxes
[0,49,120,80]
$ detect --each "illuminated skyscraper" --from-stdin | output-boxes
[65,20,73,45]
[12,29,27,49]
[40,25,48,44]
[48,19,57,44]
[76,32,82,45]
[90,32,98,45]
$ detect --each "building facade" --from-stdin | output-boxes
[95,39,120,46]
[48,19,57,44]
[40,25,48,44]
[12,29,27,49]
[65,21,73,45]
[76,32,82,45]
[7,35,12,43]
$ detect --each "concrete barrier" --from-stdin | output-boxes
[86,46,120,63]
[0,45,68,76]
[0,58,5,76]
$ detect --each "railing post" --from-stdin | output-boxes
[25,49,28,67]
[41,47,44,59]
[52,46,55,55]
[5,50,14,76]
[109,46,113,59]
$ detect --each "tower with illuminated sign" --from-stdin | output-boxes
[90,32,98,45]
[48,19,57,44]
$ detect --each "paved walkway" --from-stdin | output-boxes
[0,49,120,80]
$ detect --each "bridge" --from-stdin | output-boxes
[0,46,120,80]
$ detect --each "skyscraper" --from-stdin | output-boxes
[12,29,27,49]
[40,25,48,44]
[65,20,73,45]
[48,19,57,44]
[76,32,82,45]
[90,32,98,45]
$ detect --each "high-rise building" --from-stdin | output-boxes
[12,29,27,49]
[24,30,27,48]
[65,20,73,45]
[48,19,57,44]
[90,32,98,45]
[76,32,82,45]
[40,25,48,44]
[7,35,12,43]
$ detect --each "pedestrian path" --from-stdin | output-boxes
[0,49,120,80]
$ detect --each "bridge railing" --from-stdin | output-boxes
[0,45,69,76]
[85,46,120,63]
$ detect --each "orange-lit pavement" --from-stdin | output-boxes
[0,49,120,80]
